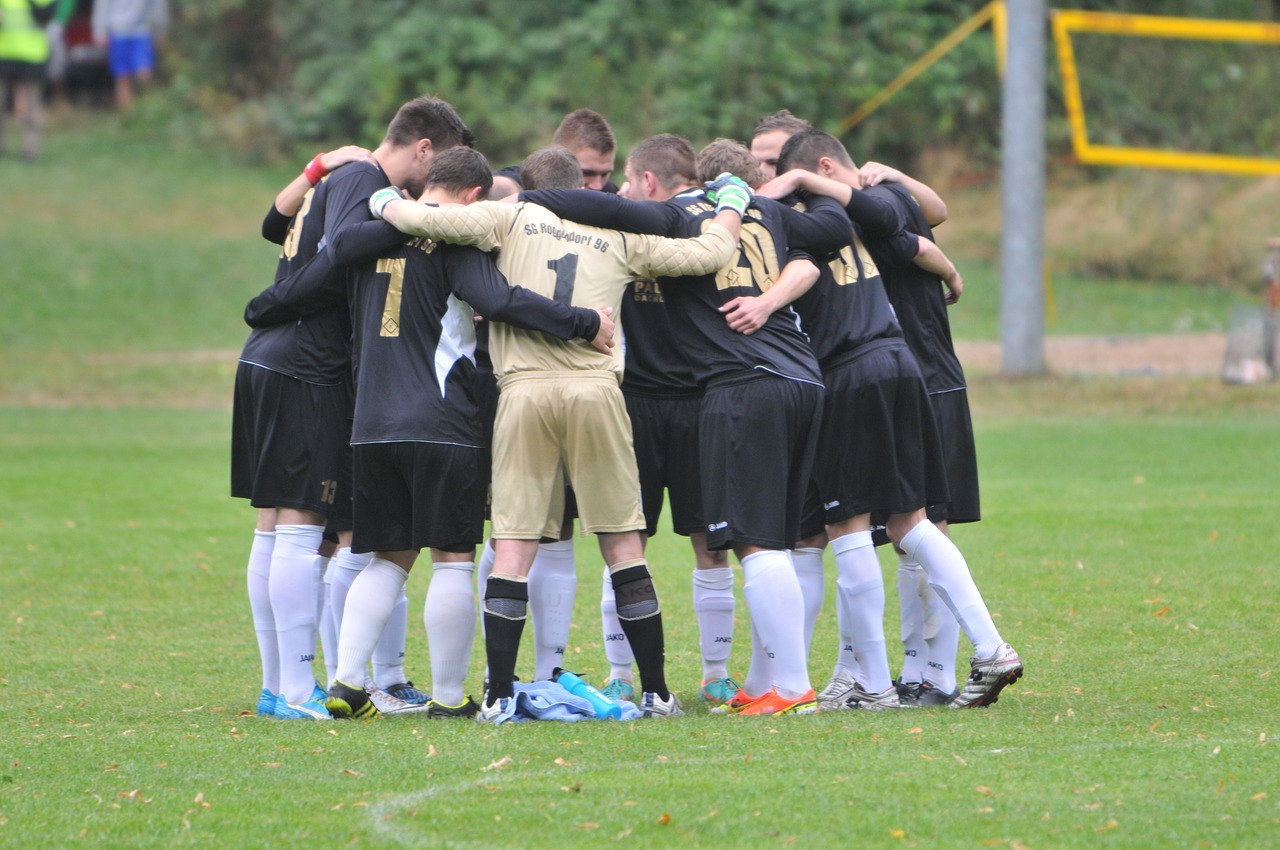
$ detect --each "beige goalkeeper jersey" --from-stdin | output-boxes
[389,200,736,380]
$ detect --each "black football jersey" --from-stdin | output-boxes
[858,183,967,393]
[238,162,398,385]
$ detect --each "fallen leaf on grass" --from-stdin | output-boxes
[342,769,362,777]
[1252,793,1268,802]
[121,683,140,690]
[561,784,582,793]
[657,812,671,825]
[572,822,599,831]
[976,786,993,796]
[888,828,905,839]
[427,744,439,757]
[482,756,512,772]
[1153,606,1170,618]
[554,757,570,766]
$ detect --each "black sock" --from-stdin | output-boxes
[482,576,528,701]
[611,563,668,700]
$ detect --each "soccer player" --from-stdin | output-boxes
[233,95,473,719]
[368,144,748,722]
[749,115,965,707]
[857,160,974,707]
[762,129,1023,710]
[314,147,614,721]
[524,136,852,716]
[237,143,373,720]
[479,109,620,681]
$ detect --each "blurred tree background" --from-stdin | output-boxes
[139,0,1279,287]
[161,0,1276,167]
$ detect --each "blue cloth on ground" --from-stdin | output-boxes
[496,681,642,723]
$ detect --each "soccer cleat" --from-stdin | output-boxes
[256,688,277,717]
[738,687,818,716]
[277,697,332,720]
[600,678,636,703]
[639,691,684,718]
[817,670,859,711]
[846,683,902,711]
[383,681,431,706]
[476,695,515,725]
[896,679,958,707]
[950,643,1024,709]
[427,696,480,719]
[709,688,764,715]
[368,687,432,715]
[326,680,379,720]
[699,676,741,706]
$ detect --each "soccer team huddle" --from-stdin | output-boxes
[233,95,1024,725]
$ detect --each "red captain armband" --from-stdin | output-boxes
[303,153,328,186]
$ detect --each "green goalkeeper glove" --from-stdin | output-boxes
[706,176,753,217]
[368,186,405,219]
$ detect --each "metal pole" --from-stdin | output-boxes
[1001,0,1047,375]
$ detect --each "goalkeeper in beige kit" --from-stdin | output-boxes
[368,146,749,721]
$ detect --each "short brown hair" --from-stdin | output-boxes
[384,95,475,150]
[627,134,698,191]
[752,109,812,140]
[426,147,493,196]
[520,145,584,190]
[551,108,616,155]
[696,138,765,189]
[777,128,855,175]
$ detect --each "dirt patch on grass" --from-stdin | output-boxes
[957,331,1227,378]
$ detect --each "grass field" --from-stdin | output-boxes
[2,116,1279,848]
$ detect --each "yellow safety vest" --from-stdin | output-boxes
[0,0,56,65]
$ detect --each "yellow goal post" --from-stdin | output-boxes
[1052,9,1280,176]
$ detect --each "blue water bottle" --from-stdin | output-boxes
[554,668,623,720]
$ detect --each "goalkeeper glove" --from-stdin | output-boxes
[705,172,753,216]
[368,186,405,219]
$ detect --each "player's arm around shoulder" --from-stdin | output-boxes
[636,208,743,279]
[372,192,509,252]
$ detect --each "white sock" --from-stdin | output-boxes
[922,578,961,693]
[314,553,330,647]
[790,547,825,656]
[600,565,634,681]
[899,520,1002,657]
[740,550,810,699]
[270,524,324,704]
[476,538,495,594]
[335,557,408,687]
[371,586,409,688]
[328,547,369,640]
[831,531,892,694]
[529,540,577,681]
[246,530,278,693]
[424,561,476,706]
[476,539,496,682]
[833,584,858,680]
[896,556,928,684]
[319,556,338,686]
[742,618,772,698]
[692,566,735,681]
